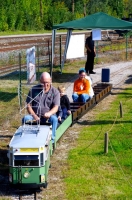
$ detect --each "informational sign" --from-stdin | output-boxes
[26,46,36,84]
[67,34,85,59]
[92,29,101,40]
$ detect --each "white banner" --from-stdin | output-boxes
[66,34,85,59]
[26,46,36,84]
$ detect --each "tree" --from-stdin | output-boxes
[82,0,90,16]
[72,0,74,14]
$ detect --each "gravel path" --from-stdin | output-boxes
[66,61,132,101]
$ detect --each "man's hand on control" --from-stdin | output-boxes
[44,112,51,118]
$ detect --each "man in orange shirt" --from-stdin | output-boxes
[72,68,90,103]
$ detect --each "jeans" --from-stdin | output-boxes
[22,114,58,144]
[62,107,68,119]
[72,93,90,103]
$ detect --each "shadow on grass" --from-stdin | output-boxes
[77,120,132,126]
[0,91,17,102]
[0,69,77,84]
[111,91,132,96]
[52,71,77,84]
[0,135,12,139]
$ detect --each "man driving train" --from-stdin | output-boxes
[22,72,60,144]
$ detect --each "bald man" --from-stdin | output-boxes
[23,72,60,144]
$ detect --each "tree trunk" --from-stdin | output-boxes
[72,0,74,14]
[83,3,86,16]
[40,0,43,20]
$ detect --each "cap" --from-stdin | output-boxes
[79,68,86,74]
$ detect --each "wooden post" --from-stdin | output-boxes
[104,132,108,154]
[60,35,62,71]
[34,191,38,200]
[120,101,123,118]
[72,0,74,14]
[48,40,50,66]
[126,32,128,60]
[37,46,40,82]
[19,53,22,109]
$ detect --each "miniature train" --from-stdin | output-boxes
[7,83,112,190]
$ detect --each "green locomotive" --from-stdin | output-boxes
[8,115,72,190]
[8,124,52,189]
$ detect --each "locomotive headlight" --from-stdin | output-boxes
[40,174,45,183]
[24,171,30,178]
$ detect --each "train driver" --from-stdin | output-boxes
[72,68,91,103]
[22,72,60,144]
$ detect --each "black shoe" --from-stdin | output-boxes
[90,71,96,74]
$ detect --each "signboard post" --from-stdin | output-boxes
[92,29,101,60]
[26,46,36,84]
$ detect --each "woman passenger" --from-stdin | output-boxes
[72,68,91,103]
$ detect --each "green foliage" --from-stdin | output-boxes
[45,2,71,29]
[0,0,131,31]
[0,8,8,31]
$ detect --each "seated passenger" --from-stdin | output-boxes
[58,86,71,120]
[85,72,94,98]
[22,72,60,145]
[57,106,63,125]
[72,68,90,103]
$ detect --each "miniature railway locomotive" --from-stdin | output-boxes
[8,124,51,189]
[7,83,112,190]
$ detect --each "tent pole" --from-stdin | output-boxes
[126,32,128,60]
[60,35,62,71]
[51,29,56,77]
[96,41,98,61]
[61,29,72,74]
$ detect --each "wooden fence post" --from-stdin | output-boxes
[104,132,108,154]
[60,35,62,70]
[19,53,22,109]
[37,46,39,81]
[119,101,123,118]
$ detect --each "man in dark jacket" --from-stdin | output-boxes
[85,32,96,74]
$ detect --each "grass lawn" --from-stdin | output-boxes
[64,86,132,199]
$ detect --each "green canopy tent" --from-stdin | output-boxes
[51,12,132,75]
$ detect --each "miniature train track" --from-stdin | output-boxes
[0,56,51,76]
[0,184,42,200]
[94,64,132,87]
[0,32,131,76]
[0,33,131,200]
